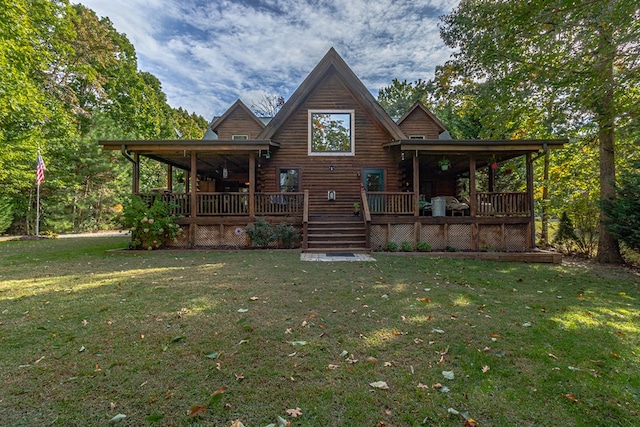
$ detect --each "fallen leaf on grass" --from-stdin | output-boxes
[431,328,445,334]
[482,365,490,373]
[207,387,227,407]
[442,370,455,380]
[188,405,208,418]
[370,381,389,390]
[235,373,244,381]
[237,308,248,313]
[465,419,479,427]
[419,297,431,303]
[230,420,245,427]
[288,341,307,346]
[327,364,339,370]
[562,393,578,402]
[417,383,429,389]
[205,352,220,359]
[286,407,303,417]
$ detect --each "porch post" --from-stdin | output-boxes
[469,155,476,216]
[190,152,197,218]
[189,151,198,247]
[249,152,256,217]
[412,153,419,217]
[167,165,172,192]
[526,153,535,249]
[488,163,495,192]
[133,153,140,194]
[470,155,478,251]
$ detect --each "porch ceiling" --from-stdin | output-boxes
[100,139,279,178]
[386,138,567,154]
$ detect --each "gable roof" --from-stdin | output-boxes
[396,101,447,134]
[258,48,406,141]
[210,99,266,136]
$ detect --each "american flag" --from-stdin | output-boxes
[36,151,46,185]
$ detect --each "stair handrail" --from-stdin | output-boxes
[302,190,309,250]
[360,188,371,249]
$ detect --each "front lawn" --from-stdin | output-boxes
[0,237,638,426]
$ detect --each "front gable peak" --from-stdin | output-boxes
[259,48,405,141]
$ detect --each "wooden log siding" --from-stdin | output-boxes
[260,69,401,215]
[397,108,441,139]
[214,107,265,140]
[475,192,529,216]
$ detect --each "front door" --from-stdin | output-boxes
[363,169,384,212]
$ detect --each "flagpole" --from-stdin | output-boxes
[36,182,40,236]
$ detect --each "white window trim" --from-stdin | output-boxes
[308,109,355,156]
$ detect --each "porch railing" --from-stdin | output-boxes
[141,192,304,217]
[255,192,304,215]
[366,192,415,215]
[475,192,529,216]
[198,193,248,216]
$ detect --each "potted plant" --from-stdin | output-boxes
[438,157,451,171]
[353,202,360,216]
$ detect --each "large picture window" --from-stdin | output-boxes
[308,110,354,156]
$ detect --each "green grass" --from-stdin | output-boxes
[0,237,639,426]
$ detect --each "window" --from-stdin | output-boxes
[409,135,425,139]
[308,110,354,156]
[232,134,248,140]
[279,169,299,192]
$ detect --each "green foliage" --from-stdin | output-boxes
[401,241,413,252]
[385,242,398,252]
[553,212,578,253]
[245,220,299,249]
[245,219,276,248]
[602,162,640,253]
[377,79,430,118]
[0,196,14,234]
[116,195,182,250]
[417,242,432,252]
[274,222,299,249]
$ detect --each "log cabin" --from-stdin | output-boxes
[101,48,565,254]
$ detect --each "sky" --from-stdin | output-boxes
[76,0,460,120]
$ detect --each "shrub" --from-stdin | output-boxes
[386,242,398,252]
[602,161,640,253]
[245,220,299,248]
[417,242,431,252]
[117,195,182,250]
[274,222,299,248]
[553,211,579,253]
[245,219,276,248]
[401,241,413,252]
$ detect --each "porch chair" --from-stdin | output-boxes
[443,196,469,216]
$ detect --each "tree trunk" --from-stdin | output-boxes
[595,20,623,264]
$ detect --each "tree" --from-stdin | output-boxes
[251,94,285,117]
[377,79,430,119]
[439,0,640,263]
[602,161,640,253]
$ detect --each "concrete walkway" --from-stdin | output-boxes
[300,253,376,262]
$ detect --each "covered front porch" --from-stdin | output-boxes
[102,138,564,252]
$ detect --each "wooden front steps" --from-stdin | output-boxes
[304,215,370,253]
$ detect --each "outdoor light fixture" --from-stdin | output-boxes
[329,165,335,171]
[265,151,271,159]
[222,167,228,179]
[401,152,405,160]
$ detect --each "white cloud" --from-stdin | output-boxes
[77,0,459,119]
